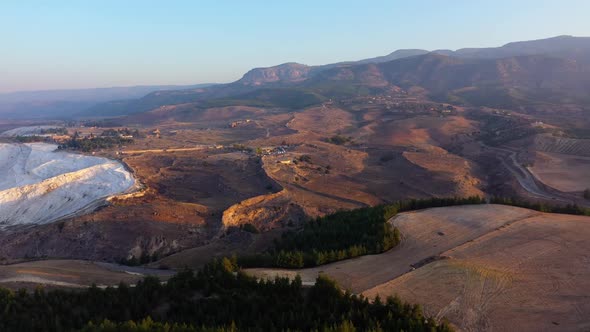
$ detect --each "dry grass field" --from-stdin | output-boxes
[529,151,590,192]
[246,205,538,291]
[403,150,484,197]
[0,260,172,289]
[247,205,590,331]
[365,211,590,331]
[367,115,475,148]
[286,105,354,136]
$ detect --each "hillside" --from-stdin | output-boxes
[231,35,590,91]
[95,53,590,119]
[5,35,590,120]
[311,53,590,106]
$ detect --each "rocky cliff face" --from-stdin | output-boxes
[238,62,312,85]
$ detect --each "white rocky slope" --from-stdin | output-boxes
[0,125,61,137]
[0,143,134,228]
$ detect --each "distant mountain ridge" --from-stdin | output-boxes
[11,35,590,119]
[354,49,431,65]
[312,52,590,107]
[234,35,590,87]
[0,84,216,119]
[440,35,590,61]
[0,84,215,103]
[239,63,312,86]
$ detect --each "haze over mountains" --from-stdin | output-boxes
[239,35,590,84]
[0,84,215,119]
[92,35,590,118]
[4,35,590,120]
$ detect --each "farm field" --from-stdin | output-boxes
[246,204,538,291]
[0,260,173,289]
[365,211,590,331]
[247,205,590,331]
[529,151,590,192]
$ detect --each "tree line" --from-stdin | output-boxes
[239,196,486,268]
[58,131,133,152]
[0,258,452,332]
[489,197,590,216]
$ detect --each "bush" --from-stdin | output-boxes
[59,136,133,152]
[380,153,395,162]
[326,135,351,145]
[241,223,260,234]
[298,154,312,163]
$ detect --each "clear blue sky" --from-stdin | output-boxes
[1,0,589,92]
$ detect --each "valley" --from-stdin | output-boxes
[1,33,590,331]
[1,83,588,271]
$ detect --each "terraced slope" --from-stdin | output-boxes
[533,134,590,156]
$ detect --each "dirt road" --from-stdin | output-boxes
[121,145,211,154]
[486,144,586,206]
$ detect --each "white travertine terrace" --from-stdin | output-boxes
[0,143,134,228]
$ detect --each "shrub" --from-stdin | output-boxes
[299,154,312,163]
[241,223,260,234]
[326,135,351,145]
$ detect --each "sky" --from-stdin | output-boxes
[1,0,590,93]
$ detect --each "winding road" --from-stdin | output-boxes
[485,144,588,207]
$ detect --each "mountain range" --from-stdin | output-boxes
[5,35,590,119]
[237,35,590,85]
